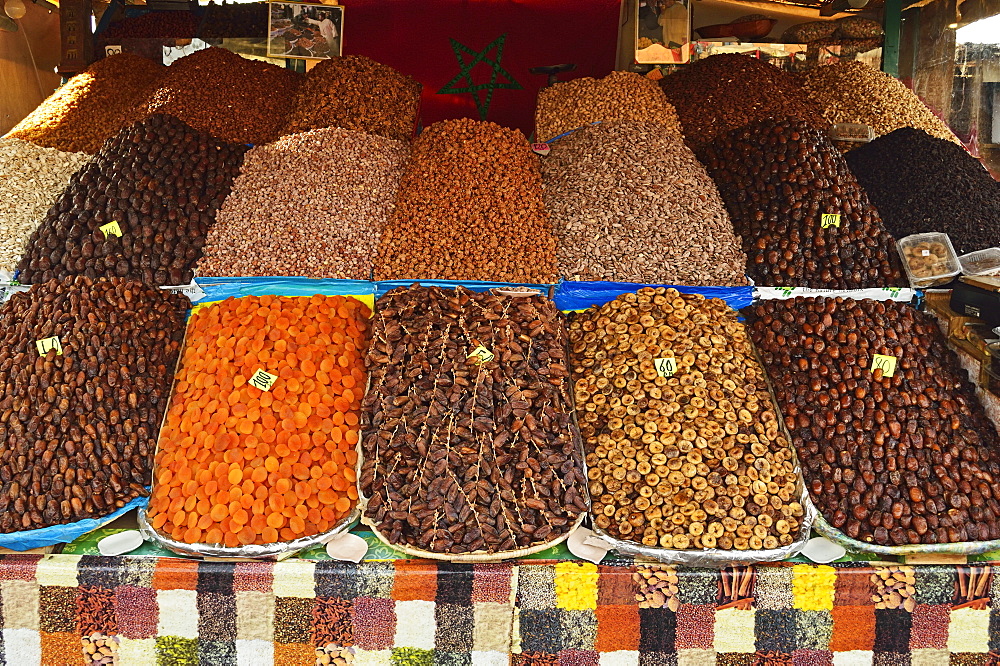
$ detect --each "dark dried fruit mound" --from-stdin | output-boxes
[749,297,1000,546]
[659,53,828,150]
[845,127,1000,255]
[360,285,587,555]
[0,276,186,532]
[698,117,905,288]
[17,114,247,287]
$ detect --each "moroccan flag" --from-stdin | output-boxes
[337,0,621,138]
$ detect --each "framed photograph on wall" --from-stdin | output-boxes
[268,2,343,60]
[635,0,692,64]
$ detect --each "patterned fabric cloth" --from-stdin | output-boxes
[0,555,998,665]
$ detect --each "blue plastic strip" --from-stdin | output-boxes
[554,281,754,312]
[374,279,554,300]
[196,277,375,304]
[0,495,148,551]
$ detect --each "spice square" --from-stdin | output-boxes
[235,639,274,665]
[558,649,599,666]
[830,651,873,666]
[873,609,911,653]
[596,568,640,607]
[2,580,39,630]
[594,605,639,652]
[315,560,359,599]
[2,628,41,664]
[435,651,472,666]
[913,568,955,606]
[792,649,833,666]
[314,597,353,647]
[352,597,397,651]
[434,604,473,653]
[435,564,475,605]
[38,586,76,633]
[395,600,437,650]
[392,647,435,666]
[275,641,316,664]
[155,636,198,663]
[0,555,40,582]
[236,591,274,642]
[519,609,563,653]
[358,562,396,599]
[274,597,315,645]
[518,566,557,610]
[792,565,836,611]
[675,569,716,605]
[394,561,438,602]
[676,649,715,666]
[473,563,513,604]
[713,608,755,654]
[555,562,599,611]
[272,560,316,598]
[637,607,676,653]
[910,604,949,649]
[151,558,200,591]
[39,630,82,665]
[118,637,157,664]
[598,652,640,666]
[155,589,199,639]
[948,607,990,653]
[199,639,238,665]
[755,608,796,653]
[35,555,80,588]
[355,648,394,666]
[796,610,833,651]
[471,650,509,666]
[197,591,236,642]
[473,602,512,652]
[908,648,949,666]
[115,585,158,640]
[755,566,794,610]
[233,561,274,594]
[559,610,598,651]
[675,604,714,650]
[829,606,875,652]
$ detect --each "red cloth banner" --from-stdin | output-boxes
[337,0,621,137]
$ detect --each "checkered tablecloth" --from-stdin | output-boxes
[0,555,996,665]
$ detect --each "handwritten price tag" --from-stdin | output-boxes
[468,345,495,364]
[821,213,842,229]
[36,336,63,356]
[105,45,123,57]
[99,221,123,238]
[654,357,677,378]
[248,368,277,391]
[871,354,897,378]
[531,143,551,156]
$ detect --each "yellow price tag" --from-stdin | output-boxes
[468,345,495,365]
[820,213,841,229]
[99,221,123,238]
[871,354,897,378]
[654,357,677,378]
[248,368,277,391]
[36,336,63,356]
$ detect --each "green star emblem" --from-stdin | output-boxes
[437,33,522,120]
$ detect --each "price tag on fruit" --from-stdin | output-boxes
[871,354,897,378]
[654,357,677,378]
[468,345,495,365]
[248,368,277,391]
[36,336,63,356]
[531,143,551,156]
[99,221,123,238]
[821,213,841,229]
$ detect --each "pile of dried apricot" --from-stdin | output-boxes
[147,294,368,547]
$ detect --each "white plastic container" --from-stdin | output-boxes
[959,247,1000,277]
[897,232,961,288]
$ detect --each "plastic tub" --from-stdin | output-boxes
[960,247,1000,277]
[897,232,961,288]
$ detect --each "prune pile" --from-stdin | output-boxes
[845,127,1000,254]
[17,114,247,287]
[698,118,905,288]
[749,297,1000,546]
[0,276,186,532]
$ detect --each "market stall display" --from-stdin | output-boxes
[5,54,165,155]
[534,71,682,143]
[147,293,367,550]
[197,128,409,280]
[540,120,746,285]
[698,117,905,288]
[659,53,828,150]
[282,56,422,143]
[0,138,89,273]
[373,119,558,283]
[360,285,587,557]
[16,115,248,287]
[0,275,186,532]
[845,127,1000,255]
[569,287,808,556]
[137,47,302,146]
[799,62,959,145]
[749,297,1000,547]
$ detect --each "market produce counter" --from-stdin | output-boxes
[0,553,997,664]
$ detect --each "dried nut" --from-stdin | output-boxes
[359,285,586,554]
[282,55,421,143]
[540,120,747,286]
[0,276,186,532]
[198,128,408,280]
[698,118,905,289]
[750,296,1000,546]
[7,54,164,154]
[17,114,247,288]
[572,287,802,551]
[373,119,558,283]
[535,71,682,143]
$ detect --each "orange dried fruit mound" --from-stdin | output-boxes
[147,294,369,548]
